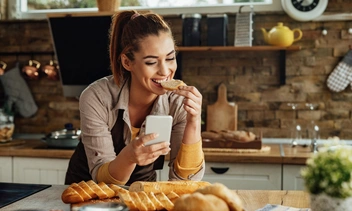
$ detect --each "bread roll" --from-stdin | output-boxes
[173,192,229,211]
[160,79,185,91]
[129,180,211,195]
[195,183,243,211]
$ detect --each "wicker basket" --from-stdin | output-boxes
[96,0,121,11]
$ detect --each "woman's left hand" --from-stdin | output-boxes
[173,86,202,123]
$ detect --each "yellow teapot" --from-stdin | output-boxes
[261,22,302,47]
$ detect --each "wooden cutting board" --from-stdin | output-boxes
[206,83,237,131]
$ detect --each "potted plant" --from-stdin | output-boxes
[301,145,352,211]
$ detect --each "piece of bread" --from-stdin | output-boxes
[195,183,243,211]
[62,180,117,204]
[63,180,211,211]
[160,79,186,91]
[173,192,230,211]
[221,130,256,142]
[129,180,211,195]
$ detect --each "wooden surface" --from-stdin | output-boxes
[0,140,314,164]
[0,139,74,158]
[2,185,310,211]
[206,83,238,131]
[203,144,283,163]
[177,45,302,51]
[282,144,313,164]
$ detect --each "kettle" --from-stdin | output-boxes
[261,22,302,47]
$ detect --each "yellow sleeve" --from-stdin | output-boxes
[174,140,204,179]
[96,162,127,185]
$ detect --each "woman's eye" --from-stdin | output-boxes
[166,57,175,61]
[145,62,156,65]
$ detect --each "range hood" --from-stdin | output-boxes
[47,13,113,97]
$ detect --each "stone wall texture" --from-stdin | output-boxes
[1,0,352,139]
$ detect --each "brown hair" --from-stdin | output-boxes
[109,10,173,86]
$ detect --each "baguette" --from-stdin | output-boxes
[62,180,123,204]
[129,180,211,195]
[160,79,186,91]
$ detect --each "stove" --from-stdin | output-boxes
[0,183,51,208]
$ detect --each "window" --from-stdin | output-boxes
[9,0,282,20]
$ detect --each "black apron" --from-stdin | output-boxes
[65,109,165,185]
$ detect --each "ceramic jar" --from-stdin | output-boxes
[0,108,14,142]
[310,193,352,211]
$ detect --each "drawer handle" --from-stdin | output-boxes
[210,167,229,174]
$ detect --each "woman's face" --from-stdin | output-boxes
[124,32,177,95]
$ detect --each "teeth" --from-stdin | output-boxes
[152,79,168,83]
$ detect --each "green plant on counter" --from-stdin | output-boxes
[301,145,352,198]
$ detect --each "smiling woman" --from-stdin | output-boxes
[8,0,276,19]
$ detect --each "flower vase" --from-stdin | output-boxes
[310,193,352,211]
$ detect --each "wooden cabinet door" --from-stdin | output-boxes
[203,162,282,190]
[282,164,305,190]
[0,156,12,182]
[13,157,69,185]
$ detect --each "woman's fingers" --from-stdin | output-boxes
[130,134,170,165]
[174,86,202,117]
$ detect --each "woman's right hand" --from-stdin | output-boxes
[126,133,171,166]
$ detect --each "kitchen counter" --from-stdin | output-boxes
[2,184,310,211]
[0,139,317,164]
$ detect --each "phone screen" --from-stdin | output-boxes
[144,115,173,146]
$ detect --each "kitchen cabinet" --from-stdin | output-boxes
[177,45,301,85]
[13,157,69,185]
[203,162,282,190]
[0,156,12,182]
[282,164,305,190]
[158,161,282,190]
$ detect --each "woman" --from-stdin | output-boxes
[65,10,205,185]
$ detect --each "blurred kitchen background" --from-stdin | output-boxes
[0,0,352,139]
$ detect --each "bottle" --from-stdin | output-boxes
[0,108,14,142]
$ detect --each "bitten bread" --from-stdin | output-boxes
[160,79,186,91]
[129,180,211,195]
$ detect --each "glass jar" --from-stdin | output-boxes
[0,108,14,142]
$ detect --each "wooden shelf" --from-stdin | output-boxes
[176,45,302,85]
[177,46,301,52]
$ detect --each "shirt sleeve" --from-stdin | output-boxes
[96,162,128,185]
[173,140,204,179]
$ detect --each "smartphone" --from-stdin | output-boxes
[144,115,173,146]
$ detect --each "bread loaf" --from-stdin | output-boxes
[173,183,244,211]
[62,180,209,208]
[62,180,123,204]
[160,79,186,91]
[129,180,211,195]
[173,192,229,211]
[195,183,243,211]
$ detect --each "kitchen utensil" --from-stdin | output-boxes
[42,60,59,80]
[22,59,40,80]
[0,61,7,75]
[206,83,237,132]
[42,123,80,148]
[261,22,302,47]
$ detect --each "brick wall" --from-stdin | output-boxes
[1,1,352,139]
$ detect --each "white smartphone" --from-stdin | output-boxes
[144,115,173,146]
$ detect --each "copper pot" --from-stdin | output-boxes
[22,60,40,80]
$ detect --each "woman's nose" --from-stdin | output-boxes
[158,62,170,76]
